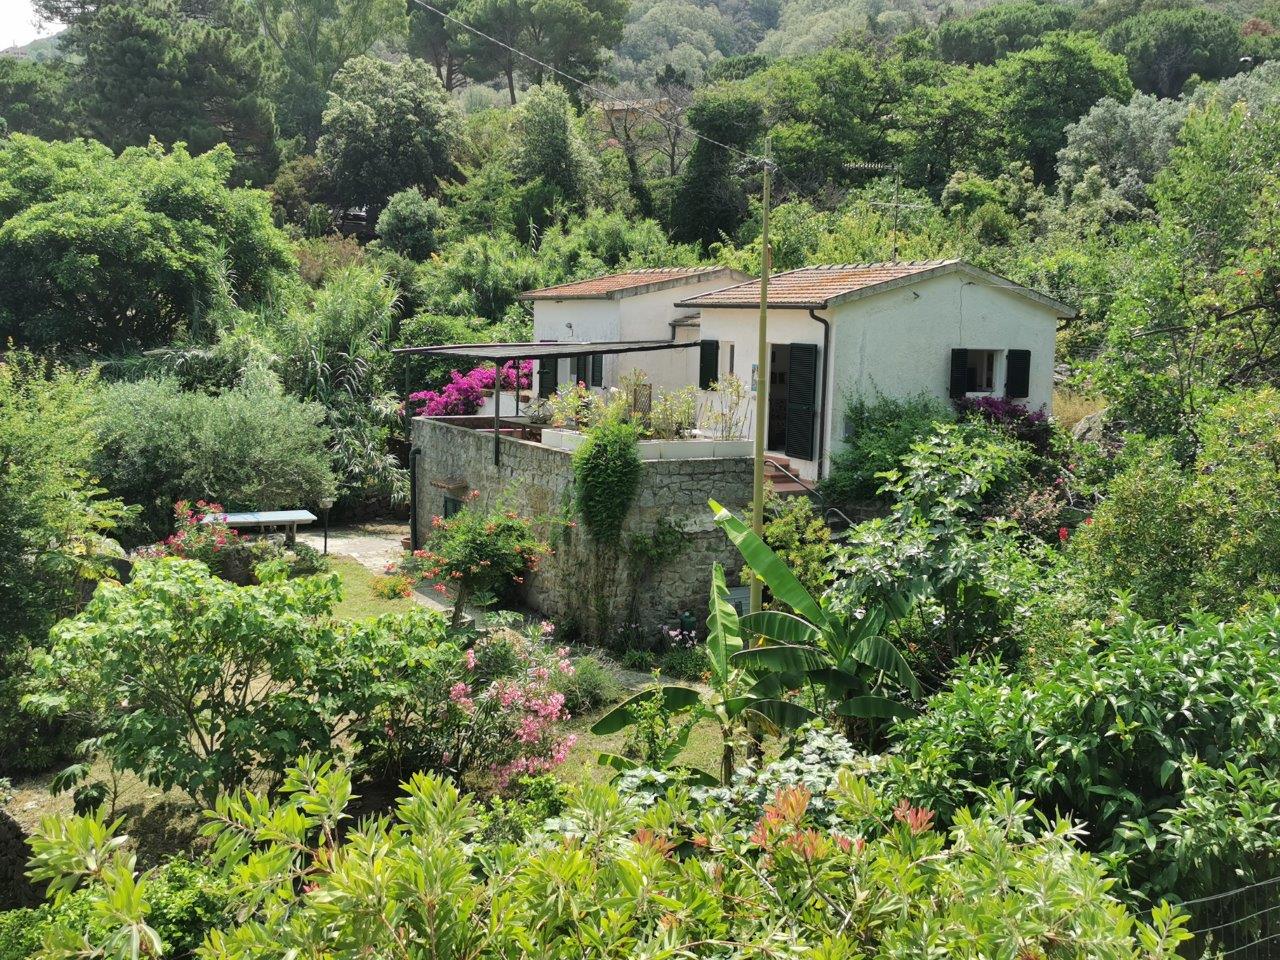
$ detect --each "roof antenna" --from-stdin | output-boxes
[844,160,902,262]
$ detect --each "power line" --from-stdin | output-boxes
[405,0,764,167]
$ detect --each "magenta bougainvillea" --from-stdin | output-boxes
[409,361,533,417]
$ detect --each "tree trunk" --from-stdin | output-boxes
[506,66,516,105]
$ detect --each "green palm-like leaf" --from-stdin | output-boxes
[834,695,916,720]
[590,686,702,735]
[709,500,826,626]
[748,699,819,731]
[732,644,829,673]
[596,752,641,772]
[852,634,920,697]
[740,610,821,647]
[706,563,742,686]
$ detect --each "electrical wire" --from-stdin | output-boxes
[406,0,769,169]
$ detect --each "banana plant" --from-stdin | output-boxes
[710,499,921,743]
[592,564,815,784]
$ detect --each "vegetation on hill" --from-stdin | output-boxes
[3,0,1280,954]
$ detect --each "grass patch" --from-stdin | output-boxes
[328,555,417,621]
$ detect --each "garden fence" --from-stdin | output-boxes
[1155,875,1280,959]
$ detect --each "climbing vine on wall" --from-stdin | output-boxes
[572,419,642,541]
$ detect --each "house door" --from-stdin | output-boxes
[766,344,789,450]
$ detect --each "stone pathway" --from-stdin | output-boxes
[296,521,406,574]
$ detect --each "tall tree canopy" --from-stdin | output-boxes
[316,55,461,211]
[935,1,1077,65]
[75,0,280,184]
[0,136,293,353]
[1104,7,1244,98]
[250,0,408,144]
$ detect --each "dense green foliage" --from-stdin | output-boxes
[889,604,1280,901]
[0,355,127,777]
[91,378,336,541]
[822,393,953,504]
[21,758,1192,960]
[572,417,643,540]
[0,137,292,352]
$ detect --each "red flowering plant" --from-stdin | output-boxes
[392,494,552,627]
[133,500,266,582]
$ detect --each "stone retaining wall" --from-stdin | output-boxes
[411,417,753,640]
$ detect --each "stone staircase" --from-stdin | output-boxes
[764,455,811,497]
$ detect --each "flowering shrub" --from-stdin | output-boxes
[392,498,551,626]
[135,500,243,567]
[344,620,578,789]
[32,759,1192,960]
[136,501,328,584]
[409,360,532,417]
[955,395,1053,455]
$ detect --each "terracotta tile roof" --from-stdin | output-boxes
[519,267,738,301]
[676,261,960,309]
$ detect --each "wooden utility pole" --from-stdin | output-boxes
[749,136,773,615]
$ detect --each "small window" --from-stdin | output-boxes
[966,350,997,393]
[442,495,464,519]
[728,343,735,375]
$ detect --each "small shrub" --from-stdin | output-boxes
[376,189,449,260]
[762,493,834,601]
[620,648,654,670]
[551,653,622,713]
[370,574,415,599]
[405,502,551,627]
[659,645,707,681]
[821,393,952,503]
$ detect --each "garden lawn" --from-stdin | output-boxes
[328,555,418,620]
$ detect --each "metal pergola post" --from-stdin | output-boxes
[493,359,502,466]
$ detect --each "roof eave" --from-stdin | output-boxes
[518,267,750,303]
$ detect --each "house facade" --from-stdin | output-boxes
[677,260,1073,481]
[520,267,749,396]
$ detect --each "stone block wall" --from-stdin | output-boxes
[411,416,753,641]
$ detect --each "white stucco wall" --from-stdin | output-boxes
[695,272,1060,481]
[830,271,1058,415]
[529,273,741,392]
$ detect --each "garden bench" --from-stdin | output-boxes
[200,509,317,545]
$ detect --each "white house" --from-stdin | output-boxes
[519,267,749,396]
[676,260,1074,481]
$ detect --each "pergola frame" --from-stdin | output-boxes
[393,339,703,468]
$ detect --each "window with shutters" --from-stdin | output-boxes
[589,353,603,387]
[965,350,997,393]
[699,339,720,389]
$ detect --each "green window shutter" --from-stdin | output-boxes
[784,342,818,461]
[573,355,589,386]
[537,360,557,398]
[949,348,969,399]
[1005,349,1031,399]
[590,352,603,387]
[699,339,720,389]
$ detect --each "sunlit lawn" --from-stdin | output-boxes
[328,555,418,620]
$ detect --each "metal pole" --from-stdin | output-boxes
[493,360,501,466]
[749,136,773,615]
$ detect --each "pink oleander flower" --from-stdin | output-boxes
[464,649,477,670]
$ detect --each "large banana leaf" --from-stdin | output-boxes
[732,644,828,673]
[740,610,821,647]
[705,563,742,687]
[805,667,870,698]
[747,672,803,699]
[834,695,916,721]
[852,634,921,697]
[709,500,826,627]
[590,685,702,735]
[747,699,819,732]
